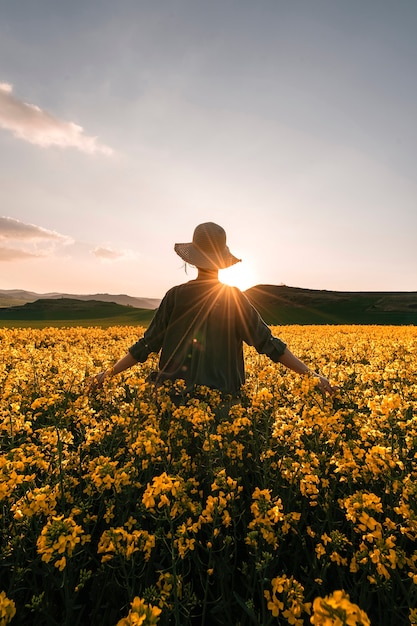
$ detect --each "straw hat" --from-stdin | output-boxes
[174,222,241,270]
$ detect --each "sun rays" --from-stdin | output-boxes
[219,260,257,291]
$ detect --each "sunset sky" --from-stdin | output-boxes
[1,0,416,298]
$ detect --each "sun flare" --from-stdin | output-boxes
[219,261,257,291]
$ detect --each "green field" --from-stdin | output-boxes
[245,285,417,325]
[1,286,416,328]
[0,298,156,328]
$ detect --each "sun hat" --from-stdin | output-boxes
[174,222,241,270]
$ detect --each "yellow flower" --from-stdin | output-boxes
[0,591,16,625]
[310,590,370,626]
[116,596,162,626]
[97,527,155,562]
[36,515,87,570]
[265,575,310,624]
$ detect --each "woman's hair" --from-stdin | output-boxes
[183,262,198,274]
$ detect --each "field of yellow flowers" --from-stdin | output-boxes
[1,324,417,626]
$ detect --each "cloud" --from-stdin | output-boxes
[91,246,137,261]
[0,246,42,261]
[0,216,72,243]
[0,83,113,155]
[0,216,73,262]
[92,246,128,261]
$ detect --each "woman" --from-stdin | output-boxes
[92,222,336,397]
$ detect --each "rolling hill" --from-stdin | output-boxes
[244,285,417,325]
[0,286,416,327]
[0,289,160,309]
[0,298,156,328]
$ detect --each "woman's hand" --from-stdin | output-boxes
[277,348,338,396]
[316,374,338,396]
[85,354,137,394]
[86,369,112,393]
[95,370,109,387]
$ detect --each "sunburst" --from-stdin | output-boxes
[219,260,257,291]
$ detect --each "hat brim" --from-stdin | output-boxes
[174,243,241,270]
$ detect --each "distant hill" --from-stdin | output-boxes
[244,285,417,325]
[1,286,416,327]
[0,298,156,328]
[0,289,161,309]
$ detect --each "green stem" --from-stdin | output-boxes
[201,546,214,626]
[56,426,66,508]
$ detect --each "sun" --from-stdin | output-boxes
[219,261,257,291]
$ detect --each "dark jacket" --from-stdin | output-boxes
[129,279,286,395]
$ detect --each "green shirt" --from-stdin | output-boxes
[129,279,286,395]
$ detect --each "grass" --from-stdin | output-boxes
[256,303,417,325]
[244,286,417,325]
[1,287,416,328]
[0,298,156,328]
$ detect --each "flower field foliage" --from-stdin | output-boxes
[1,324,417,626]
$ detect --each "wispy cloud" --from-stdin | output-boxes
[93,246,124,260]
[92,246,136,261]
[0,216,73,261]
[0,216,72,243]
[0,246,41,261]
[0,83,113,155]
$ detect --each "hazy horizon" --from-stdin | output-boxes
[2,281,417,302]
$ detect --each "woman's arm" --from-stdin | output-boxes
[88,291,174,392]
[89,352,138,390]
[278,347,337,395]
